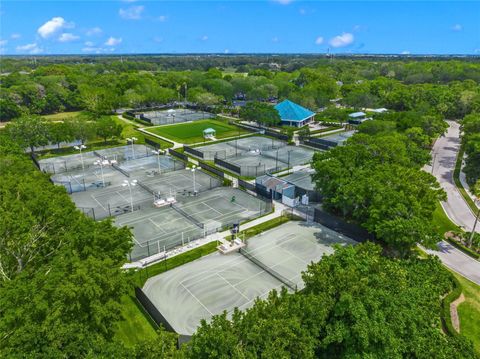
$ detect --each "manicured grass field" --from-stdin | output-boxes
[147,119,248,144]
[452,272,480,354]
[41,111,84,121]
[114,295,157,347]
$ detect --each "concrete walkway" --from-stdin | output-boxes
[427,120,479,233]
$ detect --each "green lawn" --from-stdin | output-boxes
[147,119,248,144]
[114,295,157,347]
[452,272,480,354]
[41,111,84,121]
[432,202,460,236]
[111,116,173,149]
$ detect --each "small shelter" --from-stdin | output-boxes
[274,99,315,127]
[203,128,216,139]
[348,111,367,125]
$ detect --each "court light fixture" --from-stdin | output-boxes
[122,179,138,212]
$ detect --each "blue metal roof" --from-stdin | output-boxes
[274,99,315,122]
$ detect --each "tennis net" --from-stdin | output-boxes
[239,248,296,290]
[171,203,204,229]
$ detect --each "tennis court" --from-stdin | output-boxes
[95,144,152,162]
[70,178,155,220]
[194,136,315,176]
[116,187,271,261]
[282,169,315,191]
[115,155,185,178]
[143,220,356,335]
[38,151,99,174]
[50,163,128,194]
[142,109,214,126]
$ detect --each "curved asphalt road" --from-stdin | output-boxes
[431,120,479,233]
[425,120,480,285]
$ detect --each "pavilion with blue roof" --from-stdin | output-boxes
[274,99,315,128]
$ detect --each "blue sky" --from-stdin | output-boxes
[0,1,478,55]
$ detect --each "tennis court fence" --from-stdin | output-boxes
[239,248,297,291]
[171,203,204,229]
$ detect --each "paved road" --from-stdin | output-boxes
[425,241,480,285]
[430,120,479,233]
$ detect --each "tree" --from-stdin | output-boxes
[6,115,50,153]
[70,117,97,145]
[96,117,123,144]
[239,101,280,127]
[48,121,74,148]
[0,98,23,121]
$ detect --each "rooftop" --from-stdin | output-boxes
[349,111,366,118]
[274,99,315,122]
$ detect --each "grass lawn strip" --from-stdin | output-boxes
[451,272,480,354]
[114,295,158,347]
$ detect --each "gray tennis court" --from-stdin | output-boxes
[38,151,99,174]
[50,163,128,194]
[115,155,185,178]
[142,109,214,126]
[282,169,315,191]
[95,144,152,162]
[143,220,356,335]
[193,136,316,177]
[70,178,155,220]
[196,136,285,161]
[116,187,270,261]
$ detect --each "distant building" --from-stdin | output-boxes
[274,99,315,127]
[348,111,367,125]
[370,108,388,113]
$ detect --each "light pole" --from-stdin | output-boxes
[188,165,197,194]
[94,159,110,188]
[152,149,162,174]
[468,198,480,248]
[74,144,87,171]
[122,179,138,212]
[126,137,138,159]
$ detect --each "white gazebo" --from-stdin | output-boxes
[203,128,216,139]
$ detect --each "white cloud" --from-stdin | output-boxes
[299,8,306,15]
[272,37,279,43]
[121,0,138,2]
[157,15,167,22]
[37,17,73,38]
[119,5,144,20]
[58,33,80,42]
[153,36,163,43]
[11,33,21,40]
[329,32,354,48]
[86,27,102,36]
[105,37,122,46]
[224,49,230,54]
[272,0,294,4]
[16,43,43,54]
[315,36,324,45]
[401,50,410,55]
[452,24,463,31]
[0,39,8,46]
[84,41,94,47]
[201,35,208,41]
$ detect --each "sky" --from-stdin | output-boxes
[0,1,479,55]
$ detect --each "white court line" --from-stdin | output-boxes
[180,282,214,316]
[203,202,223,216]
[90,194,107,211]
[116,190,130,203]
[148,217,166,232]
[216,273,250,301]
